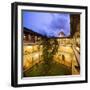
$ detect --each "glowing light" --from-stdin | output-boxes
[32,53,39,61]
[27,46,32,49]
[76,47,79,51]
[35,54,38,57]
[24,35,26,39]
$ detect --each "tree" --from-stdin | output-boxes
[41,38,59,75]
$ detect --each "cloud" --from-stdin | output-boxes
[23,11,70,37]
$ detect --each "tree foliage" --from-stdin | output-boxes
[41,38,59,74]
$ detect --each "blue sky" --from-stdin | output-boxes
[23,11,70,37]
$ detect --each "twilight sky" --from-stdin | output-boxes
[22,11,70,37]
